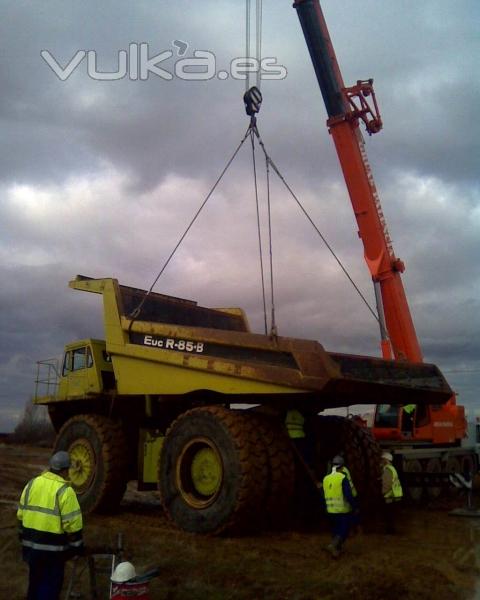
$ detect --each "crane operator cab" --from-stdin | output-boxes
[374,403,427,439]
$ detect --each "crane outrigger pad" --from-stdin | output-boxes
[69,276,452,410]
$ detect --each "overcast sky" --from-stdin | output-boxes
[0,1,478,431]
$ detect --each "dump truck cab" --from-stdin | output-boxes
[59,339,115,400]
[35,338,115,404]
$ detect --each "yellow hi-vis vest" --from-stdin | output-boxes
[285,409,305,439]
[383,464,403,503]
[17,471,83,553]
[323,470,351,514]
[342,466,358,498]
[403,404,416,415]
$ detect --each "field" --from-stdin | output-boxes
[1,443,479,600]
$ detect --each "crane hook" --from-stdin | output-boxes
[244,86,262,118]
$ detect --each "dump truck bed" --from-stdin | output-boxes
[70,276,452,410]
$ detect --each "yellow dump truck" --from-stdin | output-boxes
[35,275,452,533]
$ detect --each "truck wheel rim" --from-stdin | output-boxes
[69,438,95,492]
[176,437,223,508]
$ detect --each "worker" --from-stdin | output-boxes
[322,455,356,558]
[402,404,416,435]
[285,408,305,441]
[17,450,84,600]
[285,408,311,465]
[381,451,403,534]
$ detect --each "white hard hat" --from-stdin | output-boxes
[49,451,71,471]
[111,561,136,583]
[382,451,393,462]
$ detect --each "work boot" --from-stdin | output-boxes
[325,536,342,559]
[325,543,340,559]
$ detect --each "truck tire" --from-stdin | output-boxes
[158,406,267,535]
[312,415,382,507]
[54,414,128,513]
[249,413,295,528]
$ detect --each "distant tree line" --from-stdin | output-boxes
[8,398,55,446]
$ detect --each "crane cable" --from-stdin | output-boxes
[256,0,262,90]
[130,117,384,343]
[244,1,380,340]
[265,149,277,336]
[131,124,382,343]
[129,126,251,322]
[245,0,262,92]
[251,124,382,328]
[245,0,250,92]
[250,127,269,335]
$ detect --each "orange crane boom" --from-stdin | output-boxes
[293,0,421,363]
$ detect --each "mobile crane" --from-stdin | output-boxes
[294,0,477,498]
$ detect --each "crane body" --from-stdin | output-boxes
[293,0,475,490]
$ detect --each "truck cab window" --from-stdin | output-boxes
[62,351,72,376]
[72,347,93,371]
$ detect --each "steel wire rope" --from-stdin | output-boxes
[252,126,382,329]
[129,126,252,321]
[250,128,268,334]
[246,0,262,91]
[245,0,251,92]
[265,150,277,336]
[256,0,262,90]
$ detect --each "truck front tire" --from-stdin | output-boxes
[55,414,128,513]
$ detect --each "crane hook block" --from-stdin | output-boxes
[244,86,262,116]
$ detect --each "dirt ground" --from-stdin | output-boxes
[1,443,479,600]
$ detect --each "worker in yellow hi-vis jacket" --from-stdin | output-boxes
[17,451,84,600]
[381,451,403,534]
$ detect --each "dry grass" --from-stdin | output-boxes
[2,501,478,600]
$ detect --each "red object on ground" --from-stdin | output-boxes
[111,581,150,599]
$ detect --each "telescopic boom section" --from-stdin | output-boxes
[294,0,422,363]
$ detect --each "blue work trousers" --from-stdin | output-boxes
[26,552,65,600]
[328,513,352,545]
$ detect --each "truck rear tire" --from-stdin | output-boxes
[55,414,128,513]
[158,406,267,535]
[312,415,382,506]
[249,413,295,528]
